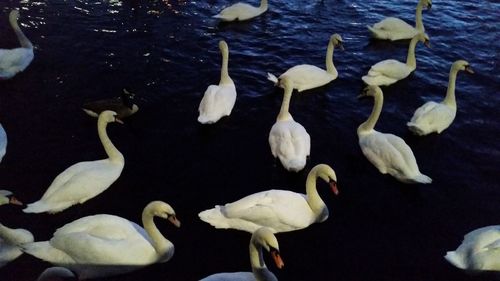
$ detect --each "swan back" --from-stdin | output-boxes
[37,267,76,281]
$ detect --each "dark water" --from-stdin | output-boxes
[1,0,499,280]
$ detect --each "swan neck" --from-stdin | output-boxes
[97,120,124,163]
[219,47,232,85]
[406,36,419,68]
[444,67,459,107]
[277,84,293,121]
[260,0,268,10]
[142,212,174,262]
[249,239,276,281]
[10,15,32,49]
[358,90,383,134]
[326,39,336,74]
[415,1,425,31]
[305,170,327,218]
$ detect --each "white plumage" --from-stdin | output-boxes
[0,10,34,80]
[362,33,429,86]
[199,164,339,233]
[368,0,432,41]
[407,60,473,135]
[267,34,343,92]
[198,41,237,124]
[445,225,500,271]
[0,223,34,268]
[213,0,268,22]
[357,86,431,184]
[23,111,124,214]
[23,201,180,280]
[36,267,76,281]
[0,123,6,163]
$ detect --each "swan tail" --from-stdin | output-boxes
[413,173,432,184]
[197,115,217,124]
[22,241,73,265]
[361,75,375,85]
[23,200,68,214]
[282,158,306,172]
[198,206,230,229]
[444,251,467,269]
[407,122,426,136]
[267,73,279,85]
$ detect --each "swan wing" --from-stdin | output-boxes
[369,17,418,40]
[409,102,455,133]
[383,133,420,173]
[0,48,34,78]
[369,59,410,79]
[214,3,261,21]
[198,84,236,123]
[200,272,255,281]
[269,120,310,171]
[281,65,335,91]
[359,132,409,175]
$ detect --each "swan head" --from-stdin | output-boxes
[330,33,344,50]
[359,85,383,99]
[37,267,76,281]
[310,164,339,195]
[0,190,23,206]
[9,10,20,22]
[219,40,229,54]
[452,60,474,74]
[415,33,430,48]
[145,201,181,228]
[423,0,432,10]
[252,227,285,269]
[98,110,123,124]
[121,88,137,110]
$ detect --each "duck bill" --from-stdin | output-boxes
[9,196,23,206]
[330,180,339,195]
[168,216,181,228]
[271,250,284,269]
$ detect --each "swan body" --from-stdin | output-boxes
[445,225,500,271]
[0,10,34,80]
[200,227,284,281]
[37,267,76,281]
[0,223,34,268]
[368,0,432,41]
[362,33,429,86]
[213,0,268,22]
[407,60,473,135]
[357,86,432,184]
[23,201,180,280]
[199,164,339,233]
[82,89,139,120]
[0,190,22,206]
[0,123,6,163]
[269,77,310,172]
[267,34,343,92]
[23,111,124,214]
[198,41,237,124]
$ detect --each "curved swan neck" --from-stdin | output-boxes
[277,83,293,121]
[249,240,276,281]
[357,89,383,134]
[415,1,425,32]
[406,36,420,68]
[326,39,336,74]
[219,46,232,85]
[305,169,327,219]
[10,14,32,49]
[142,211,174,262]
[443,67,460,107]
[259,0,268,10]
[97,119,124,163]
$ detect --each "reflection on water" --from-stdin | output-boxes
[0,0,499,281]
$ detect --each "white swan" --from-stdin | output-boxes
[199,164,339,233]
[0,123,6,163]
[267,34,344,92]
[368,0,432,41]
[22,201,180,280]
[445,225,500,271]
[213,0,268,22]
[37,267,76,281]
[0,223,34,268]
[23,110,124,214]
[0,190,22,206]
[357,85,432,184]
[0,10,34,80]
[407,60,473,136]
[269,77,310,172]
[362,33,429,86]
[200,227,284,281]
[198,40,237,124]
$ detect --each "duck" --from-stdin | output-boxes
[0,10,34,80]
[23,111,124,214]
[407,60,473,136]
[368,0,432,41]
[213,0,268,22]
[268,77,310,172]
[0,190,22,206]
[267,34,344,92]
[0,223,34,268]
[357,85,432,184]
[362,33,429,86]
[198,40,237,124]
[22,201,180,280]
[200,227,284,281]
[445,225,500,271]
[37,267,76,281]
[82,89,139,120]
[199,164,339,233]
[0,123,6,163]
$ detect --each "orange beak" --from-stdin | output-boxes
[271,250,284,269]
[168,215,181,228]
[9,196,23,206]
[330,180,339,195]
